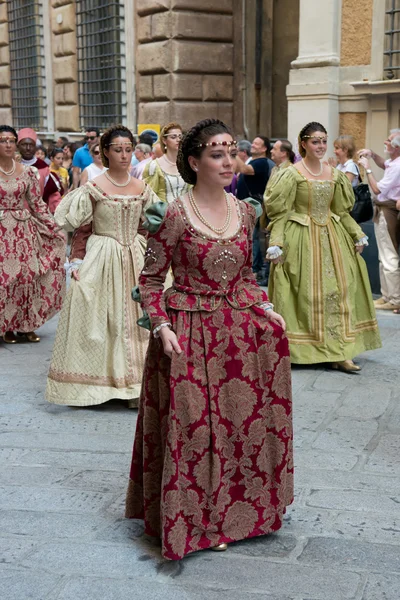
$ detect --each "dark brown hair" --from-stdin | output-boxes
[298,122,327,158]
[100,125,134,168]
[177,118,233,185]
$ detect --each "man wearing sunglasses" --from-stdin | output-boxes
[71,128,100,189]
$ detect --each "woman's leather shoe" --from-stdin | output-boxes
[332,360,360,373]
[210,543,228,552]
[3,331,17,343]
[24,332,40,343]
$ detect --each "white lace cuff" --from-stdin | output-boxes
[153,322,172,338]
[64,259,83,274]
[355,236,369,247]
[259,302,274,312]
[266,246,283,260]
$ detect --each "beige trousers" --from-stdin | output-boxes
[374,208,400,305]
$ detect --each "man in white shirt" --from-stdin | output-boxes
[359,129,400,310]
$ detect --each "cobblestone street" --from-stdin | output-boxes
[1,312,399,600]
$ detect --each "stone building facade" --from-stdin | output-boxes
[0,0,299,140]
[287,0,400,165]
[0,0,398,157]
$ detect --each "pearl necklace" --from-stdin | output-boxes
[302,159,323,177]
[163,154,176,167]
[188,189,232,235]
[0,159,16,176]
[104,170,131,187]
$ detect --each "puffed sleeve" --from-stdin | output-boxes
[143,160,166,202]
[139,202,183,332]
[264,167,297,247]
[331,170,365,241]
[25,167,62,236]
[54,184,93,232]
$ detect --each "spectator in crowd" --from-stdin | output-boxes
[131,143,152,179]
[62,142,76,187]
[17,128,60,201]
[71,127,100,189]
[152,142,163,159]
[237,139,252,164]
[333,135,360,187]
[50,148,69,192]
[139,132,154,147]
[56,136,69,148]
[358,129,400,312]
[35,146,47,162]
[80,142,106,184]
[270,139,295,172]
[236,135,274,278]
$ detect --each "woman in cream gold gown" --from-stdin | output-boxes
[265,122,381,372]
[46,126,158,407]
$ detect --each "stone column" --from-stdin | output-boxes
[135,0,236,129]
[287,0,342,154]
[0,0,12,124]
[51,0,79,131]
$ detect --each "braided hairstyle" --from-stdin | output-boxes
[177,119,233,185]
[298,122,327,158]
[99,124,134,168]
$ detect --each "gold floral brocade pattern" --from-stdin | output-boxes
[126,199,294,560]
[0,167,65,333]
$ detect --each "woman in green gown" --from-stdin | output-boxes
[265,122,381,372]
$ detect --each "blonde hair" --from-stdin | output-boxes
[160,122,182,154]
[333,135,356,159]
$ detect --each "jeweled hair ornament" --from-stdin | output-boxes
[301,135,328,141]
[109,141,133,146]
[197,140,237,148]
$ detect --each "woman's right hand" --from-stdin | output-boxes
[71,269,80,281]
[159,327,182,359]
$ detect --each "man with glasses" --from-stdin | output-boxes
[17,128,61,202]
[71,128,100,189]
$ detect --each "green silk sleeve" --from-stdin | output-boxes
[141,201,168,234]
[265,167,297,247]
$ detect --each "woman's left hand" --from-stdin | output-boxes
[355,245,364,254]
[266,310,286,331]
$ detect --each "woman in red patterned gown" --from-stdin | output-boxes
[125,119,293,560]
[0,125,65,343]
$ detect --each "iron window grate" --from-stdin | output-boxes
[75,0,127,130]
[7,1,46,130]
[384,0,400,79]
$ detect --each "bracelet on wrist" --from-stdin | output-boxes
[153,322,172,338]
[259,301,274,312]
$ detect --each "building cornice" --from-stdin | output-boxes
[351,79,400,95]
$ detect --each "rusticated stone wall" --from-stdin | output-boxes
[340,0,373,66]
[0,0,11,124]
[135,0,236,129]
[339,112,367,151]
[51,0,79,131]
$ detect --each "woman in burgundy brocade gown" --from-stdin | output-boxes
[0,125,65,344]
[125,119,293,560]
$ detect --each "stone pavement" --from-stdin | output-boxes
[1,312,399,600]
